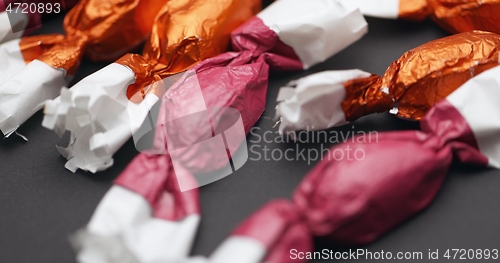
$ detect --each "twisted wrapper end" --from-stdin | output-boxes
[0,39,26,84]
[72,151,201,263]
[42,63,161,173]
[275,70,372,136]
[70,184,200,263]
[0,59,68,137]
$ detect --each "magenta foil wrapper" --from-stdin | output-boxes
[210,65,500,263]
[72,1,368,261]
[116,18,277,193]
[120,0,367,191]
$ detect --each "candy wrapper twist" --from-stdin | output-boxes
[73,0,368,261]
[176,63,500,263]
[277,30,500,134]
[0,0,166,137]
[42,0,262,172]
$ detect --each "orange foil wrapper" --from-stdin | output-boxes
[340,0,500,34]
[403,0,500,34]
[41,0,261,172]
[343,30,500,121]
[34,0,168,75]
[427,0,500,34]
[398,0,430,21]
[118,0,261,102]
[18,34,65,63]
[276,31,500,135]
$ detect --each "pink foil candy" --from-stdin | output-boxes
[74,0,368,261]
[142,0,367,187]
[71,153,201,263]
[192,65,500,263]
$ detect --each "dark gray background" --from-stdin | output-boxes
[1,7,500,263]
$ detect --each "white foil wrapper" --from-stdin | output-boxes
[43,63,159,173]
[0,59,67,137]
[0,38,27,84]
[276,70,371,135]
[336,0,399,19]
[0,11,28,44]
[258,0,368,69]
[445,65,500,168]
[72,186,200,263]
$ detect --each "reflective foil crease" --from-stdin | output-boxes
[337,0,500,34]
[0,0,166,137]
[181,65,500,263]
[74,0,367,261]
[42,0,262,173]
[276,31,500,134]
[121,0,262,103]
[0,0,79,44]
[38,0,168,73]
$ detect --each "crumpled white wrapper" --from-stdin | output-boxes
[43,63,160,173]
[0,38,27,84]
[258,0,368,69]
[276,69,372,136]
[0,11,28,44]
[0,59,68,137]
[71,186,200,263]
[445,65,500,168]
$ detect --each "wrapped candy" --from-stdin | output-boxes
[337,0,500,34]
[277,30,500,134]
[42,0,262,173]
[0,33,64,84]
[0,0,79,44]
[71,154,200,263]
[73,0,368,260]
[43,0,367,173]
[182,64,500,263]
[0,0,77,86]
[0,0,167,137]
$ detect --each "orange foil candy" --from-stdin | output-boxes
[403,0,500,34]
[398,0,430,21]
[18,34,65,63]
[276,31,500,135]
[340,0,500,34]
[427,0,500,34]
[119,0,261,102]
[36,0,168,75]
[343,30,500,121]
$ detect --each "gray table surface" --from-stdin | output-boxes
[1,7,500,263]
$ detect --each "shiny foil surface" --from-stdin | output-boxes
[37,0,168,75]
[19,34,64,62]
[341,31,500,121]
[428,0,500,34]
[219,73,500,262]
[398,0,430,21]
[122,0,261,102]
[234,101,489,261]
